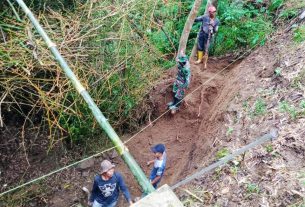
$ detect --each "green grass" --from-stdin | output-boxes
[246,183,260,194]
[0,183,49,207]
[265,144,274,153]
[279,101,298,120]
[252,98,267,116]
[274,67,282,76]
[294,26,305,43]
[226,127,234,136]
[216,148,230,159]
[300,100,305,109]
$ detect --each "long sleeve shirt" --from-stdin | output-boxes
[194,15,220,35]
[176,61,191,88]
[89,172,131,205]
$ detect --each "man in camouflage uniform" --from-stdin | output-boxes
[167,53,191,112]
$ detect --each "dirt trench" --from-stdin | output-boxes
[107,57,242,206]
[0,56,242,207]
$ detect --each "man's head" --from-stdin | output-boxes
[208,5,217,18]
[100,160,115,178]
[177,53,188,67]
[151,144,165,159]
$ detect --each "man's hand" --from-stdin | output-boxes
[146,160,154,166]
[88,201,93,206]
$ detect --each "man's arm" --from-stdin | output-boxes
[89,178,98,204]
[117,173,132,204]
[194,15,204,22]
[147,160,155,166]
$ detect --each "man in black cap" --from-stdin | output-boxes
[88,160,133,207]
[147,144,167,189]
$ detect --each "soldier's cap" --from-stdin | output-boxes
[178,54,188,63]
[151,144,166,153]
[100,160,115,174]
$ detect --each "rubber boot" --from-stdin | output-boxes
[195,51,203,65]
[167,101,174,107]
[203,54,208,69]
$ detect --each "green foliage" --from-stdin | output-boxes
[279,101,298,120]
[216,148,230,159]
[0,183,48,207]
[265,144,274,153]
[291,69,305,89]
[268,0,284,12]
[279,9,298,20]
[293,26,305,43]
[300,100,305,109]
[1,0,165,146]
[230,165,239,176]
[212,0,273,55]
[226,127,234,136]
[246,183,260,194]
[252,98,266,116]
[274,67,282,76]
[141,0,274,56]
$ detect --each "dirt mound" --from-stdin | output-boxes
[36,56,239,207]
[177,31,305,206]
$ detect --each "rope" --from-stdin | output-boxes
[123,39,259,145]
[0,38,262,198]
[1,0,301,198]
[171,128,278,190]
[0,146,116,197]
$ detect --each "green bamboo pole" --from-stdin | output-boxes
[14,0,155,194]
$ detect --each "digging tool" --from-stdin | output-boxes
[203,27,213,69]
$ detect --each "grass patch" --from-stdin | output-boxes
[293,25,305,43]
[0,183,49,207]
[226,127,234,136]
[216,148,230,159]
[246,183,260,194]
[279,101,298,120]
[265,144,274,153]
[252,98,267,116]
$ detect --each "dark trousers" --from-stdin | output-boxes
[172,93,182,107]
[198,32,209,52]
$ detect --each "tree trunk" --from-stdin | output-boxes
[191,0,218,59]
[177,0,204,55]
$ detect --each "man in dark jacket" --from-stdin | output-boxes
[89,160,133,207]
[194,5,220,69]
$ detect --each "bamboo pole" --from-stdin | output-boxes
[14,0,155,194]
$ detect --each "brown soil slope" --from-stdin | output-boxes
[1,26,304,207]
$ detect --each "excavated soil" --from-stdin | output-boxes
[73,57,242,207]
[2,26,304,206]
[0,55,242,207]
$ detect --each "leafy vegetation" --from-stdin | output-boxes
[293,25,305,43]
[252,98,267,116]
[0,0,302,147]
[279,101,298,120]
[246,183,260,194]
[216,148,230,159]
